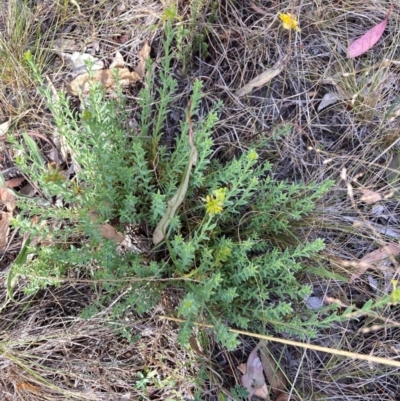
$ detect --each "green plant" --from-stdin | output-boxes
[134,368,184,400]
[8,15,335,349]
[164,2,210,74]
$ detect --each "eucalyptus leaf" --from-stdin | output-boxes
[153,108,198,245]
[318,92,341,111]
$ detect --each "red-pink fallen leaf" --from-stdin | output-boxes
[5,177,25,188]
[259,340,288,401]
[0,187,16,212]
[239,365,269,399]
[348,6,392,58]
[239,347,269,400]
[238,341,290,400]
[361,243,400,265]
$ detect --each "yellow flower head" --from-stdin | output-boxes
[205,187,227,216]
[279,13,301,32]
[247,149,259,162]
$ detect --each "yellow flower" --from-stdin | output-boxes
[205,187,227,215]
[247,149,259,162]
[279,13,301,32]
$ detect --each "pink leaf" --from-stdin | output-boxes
[240,347,268,400]
[348,6,392,58]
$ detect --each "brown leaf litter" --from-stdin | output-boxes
[0,186,16,251]
[238,340,288,400]
[335,243,400,283]
[66,40,151,96]
[359,188,383,204]
[98,223,124,244]
[66,68,141,96]
[236,59,285,97]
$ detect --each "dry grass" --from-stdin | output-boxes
[0,283,200,400]
[1,0,400,400]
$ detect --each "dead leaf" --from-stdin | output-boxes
[259,341,288,401]
[238,341,289,400]
[19,183,36,197]
[189,335,206,357]
[5,177,25,188]
[66,68,141,95]
[239,347,269,400]
[318,92,341,111]
[52,127,70,164]
[236,60,284,97]
[110,51,125,69]
[66,41,150,95]
[0,119,10,137]
[134,40,151,79]
[153,103,197,245]
[62,52,104,76]
[0,211,12,251]
[361,244,400,265]
[350,243,400,282]
[99,223,124,244]
[0,171,20,252]
[368,274,378,290]
[359,188,382,204]
[0,187,16,212]
[348,6,392,58]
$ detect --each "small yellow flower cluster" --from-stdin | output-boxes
[247,149,259,162]
[205,187,227,216]
[279,13,301,32]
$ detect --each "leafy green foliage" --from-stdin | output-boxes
[9,16,335,349]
